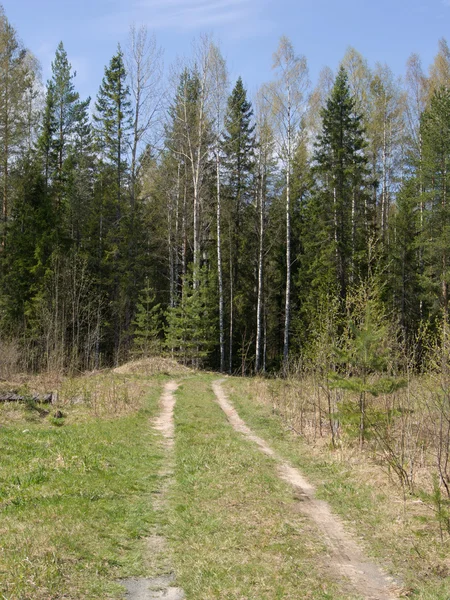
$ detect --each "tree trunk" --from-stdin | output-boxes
[216,147,225,372]
[283,95,291,367]
[255,166,265,372]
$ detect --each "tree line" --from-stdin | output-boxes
[1,4,450,374]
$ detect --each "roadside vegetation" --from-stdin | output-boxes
[167,375,356,600]
[223,372,450,599]
[0,366,167,600]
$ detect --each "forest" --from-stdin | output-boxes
[0,4,449,378]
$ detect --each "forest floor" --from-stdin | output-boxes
[0,362,449,599]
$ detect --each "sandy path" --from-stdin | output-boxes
[153,381,179,447]
[121,381,184,600]
[212,379,398,600]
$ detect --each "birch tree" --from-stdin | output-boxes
[167,38,214,286]
[368,63,405,238]
[208,43,228,372]
[255,89,275,372]
[266,36,309,366]
[125,24,163,206]
[0,11,38,244]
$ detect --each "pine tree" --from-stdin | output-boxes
[132,279,162,357]
[309,66,371,305]
[222,76,256,372]
[93,46,134,362]
[420,86,450,318]
[165,265,217,366]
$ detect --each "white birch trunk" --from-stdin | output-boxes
[283,91,291,367]
[216,147,225,372]
[255,164,265,373]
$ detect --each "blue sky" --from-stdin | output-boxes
[1,0,449,101]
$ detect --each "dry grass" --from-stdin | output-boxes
[0,370,157,428]
[114,356,192,377]
[225,377,450,599]
[168,375,355,599]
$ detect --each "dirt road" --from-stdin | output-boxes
[212,379,398,600]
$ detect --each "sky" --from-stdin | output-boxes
[1,0,449,102]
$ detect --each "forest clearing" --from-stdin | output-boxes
[0,1,450,598]
[0,358,449,600]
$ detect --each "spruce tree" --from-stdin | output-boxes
[132,279,162,357]
[221,77,256,372]
[94,46,132,212]
[39,43,88,208]
[93,47,135,362]
[420,86,450,318]
[165,265,217,367]
[309,66,371,305]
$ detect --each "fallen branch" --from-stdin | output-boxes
[0,392,57,404]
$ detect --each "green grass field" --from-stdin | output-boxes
[1,366,449,599]
[0,374,166,600]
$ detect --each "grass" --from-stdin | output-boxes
[166,374,359,600]
[224,376,450,600]
[0,371,168,600]
[3,365,448,599]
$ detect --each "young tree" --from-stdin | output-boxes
[132,279,162,357]
[165,265,216,366]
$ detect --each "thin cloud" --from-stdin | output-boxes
[91,0,257,35]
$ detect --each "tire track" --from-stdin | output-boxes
[212,379,398,600]
[120,381,184,600]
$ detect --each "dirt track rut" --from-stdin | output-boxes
[212,379,398,600]
[121,381,185,600]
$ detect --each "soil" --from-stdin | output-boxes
[212,379,399,600]
[121,381,185,600]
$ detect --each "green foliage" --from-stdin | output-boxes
[94,46,132,174]
[221,77,257,369]
[132,280,162,357]
[308,66,371,305]
[420,86,450,317]
[328,276,405,445]
[165,266,217,366]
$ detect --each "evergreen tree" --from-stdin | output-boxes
[2,156,54,330]
[132,279,162,357]
[420,86,450,318]
[221,76,256,372]
[93,47,138,362]
[39,43,88,211]
[308,66,371,306]
[94,46,132,211]
[165,265,217,366]
[388,179,422,342]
